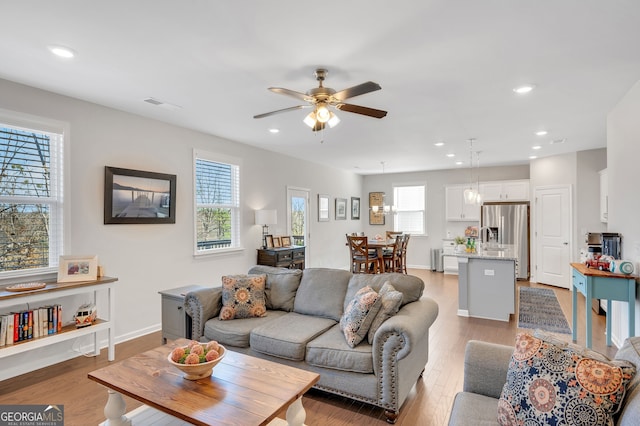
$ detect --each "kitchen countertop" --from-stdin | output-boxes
[453,244,518,261]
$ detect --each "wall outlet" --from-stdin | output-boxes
[484,269,495,276]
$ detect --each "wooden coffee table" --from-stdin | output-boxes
[88,338,320,425]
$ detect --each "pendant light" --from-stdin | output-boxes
[463,139,478,204]
[370,162,397,215]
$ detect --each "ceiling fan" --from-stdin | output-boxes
[253,68,387,131]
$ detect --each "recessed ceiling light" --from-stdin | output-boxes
[513,84,535,94]
[535,130,548,136]
[434,142,444,147]
[532,145,542,150]
[550,138,566,145]
[446,153,455,158]
[529,155,537,160]
[269,128,279,134]
[455,161,463,165]
[48,45,76,58]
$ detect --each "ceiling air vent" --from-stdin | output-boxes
[143,97,182,110]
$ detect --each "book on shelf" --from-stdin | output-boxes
[0,315,8,347]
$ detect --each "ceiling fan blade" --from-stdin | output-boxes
[253,105,309,119]
[335,103,388,119]
[268,87,313,102]
[332,81,381,101]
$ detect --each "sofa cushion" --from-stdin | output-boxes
[449,392,500,426]
[248,265,302,311]
[204,311,287,347]
[498,332,636,426]
[306,324,374,374]
[250,312,336,361]
[344,273,423,311]
[367,282,403,344]
[614,337,640,425]
[293,268,352,321]
[340,285,381,347]
[219,274,267,320]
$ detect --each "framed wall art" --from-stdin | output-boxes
[335,198,347,220]
[104,166,176,224]
[57,255,98,283]
[318,194,330,222]
[351,197,360,220]
[369,192,385,225]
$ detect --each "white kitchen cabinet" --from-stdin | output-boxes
[479,180,529,202]
[599,169,608,223]
[445,185,480,221]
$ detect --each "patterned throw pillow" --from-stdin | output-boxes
[219,274,267,320]
[367,282,403,344]
[498,332,636,426]
[340,285,382,348]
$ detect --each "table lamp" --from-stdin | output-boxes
[255,209,277,248]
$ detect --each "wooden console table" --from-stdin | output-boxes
[570,263,636,348]
[257,245,305,269]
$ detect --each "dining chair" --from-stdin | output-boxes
[383,235,403,273]
[397,233,411,274]
[386,230,403,240]
[348,236,380,274]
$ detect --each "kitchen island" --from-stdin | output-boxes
[456,246,518,321]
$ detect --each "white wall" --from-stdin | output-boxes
[0,78,362,374]
[607,79,640,345]
[362,165,530,269]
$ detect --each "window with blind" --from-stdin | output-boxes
[393,184,425,235]
[193,150,241,254]
[0,122,64,274]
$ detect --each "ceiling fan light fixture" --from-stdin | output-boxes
[316,104,331,123]
[327,112,340,128]
[303,112,317,128]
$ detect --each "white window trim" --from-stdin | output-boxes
[192,149,244,257]
[0,108,70,282]
[393,181,427,237]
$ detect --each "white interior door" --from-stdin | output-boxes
[286,187,310,260]
[535,185,572,288]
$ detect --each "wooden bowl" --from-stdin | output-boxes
[167,344,226,380]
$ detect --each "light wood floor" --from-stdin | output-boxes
[0,269,615,426]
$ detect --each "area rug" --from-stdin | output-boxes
[518,287,572,334]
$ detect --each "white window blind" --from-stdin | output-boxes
[0,123,64,274]
[194,151,241,254]
[394,185,425,235]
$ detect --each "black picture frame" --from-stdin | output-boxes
[104,166,176,224]
[351,197,360,220]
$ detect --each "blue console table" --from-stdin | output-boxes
[571,262,637,348]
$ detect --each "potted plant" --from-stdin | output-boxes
[454,236,466,253]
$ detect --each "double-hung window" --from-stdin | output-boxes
[393,184,426,235]
[0,118,64,275]
[193,150,241,254]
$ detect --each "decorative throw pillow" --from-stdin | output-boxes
[339,285,381,348]
[367,282,403,344]
[219,274,267,320]
[498,332,636,426]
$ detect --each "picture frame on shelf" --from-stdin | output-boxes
[281,236,292,247]
[57,255,99,283]
[273,236,282,248]
[318,194,330,222]
[104,166,176,224]
[351,197,360,220]
[335,198,347,220]
[265,235,274,248]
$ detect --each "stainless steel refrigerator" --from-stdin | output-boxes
[480,202,530,280]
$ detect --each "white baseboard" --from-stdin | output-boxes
[457,309,469,317]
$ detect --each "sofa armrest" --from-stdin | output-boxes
[183,287,222,341]
[463,340,513,399]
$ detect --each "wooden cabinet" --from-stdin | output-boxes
[0,277,118,381]
[158,285,202,344]
[257,246,305,269]
[445,186,480,221]
[599,169,608,223]
[479,180,529,202]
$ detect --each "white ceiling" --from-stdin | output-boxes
[2,1,640,174]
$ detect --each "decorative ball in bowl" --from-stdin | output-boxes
[167,340,226,380]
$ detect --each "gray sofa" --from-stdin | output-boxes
[184,266,439,423]
[449,337,640,425]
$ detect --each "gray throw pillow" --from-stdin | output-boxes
[248,265,302,311]
[367,282,403,344]
[293,268,351,321]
